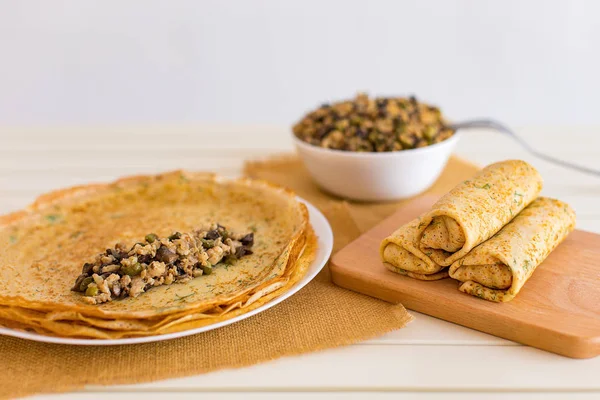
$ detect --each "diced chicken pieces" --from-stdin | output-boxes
[104,273,120,295]
[120,274,131,287]
[147,261,166,278]
[74,224,254,304]
[100,255,115,265]
[111,281,121,297]
[101,264,121,274]
[207,246,224,265]
[129,277,146,298]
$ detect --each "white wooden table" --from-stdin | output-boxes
[1,126,599,400]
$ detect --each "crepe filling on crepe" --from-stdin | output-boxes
[72,224,254,304]
[0,171,315,338]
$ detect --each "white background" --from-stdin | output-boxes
[0,0,599,127]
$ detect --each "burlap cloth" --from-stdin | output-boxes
[1,155,477,399]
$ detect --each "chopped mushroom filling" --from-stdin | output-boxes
[293,93,455,152]
[71,223,254,304]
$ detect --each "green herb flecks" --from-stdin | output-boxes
[70,231,83,239]
[477,183,491,190]
[45,214,63,224]
[9,235,17,244]
[223,254,238,267]
[513,191,524,205]
[175,293,194,302]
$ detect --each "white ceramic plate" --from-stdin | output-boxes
[0,198,333,345]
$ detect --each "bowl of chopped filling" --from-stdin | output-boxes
[292,93,459,201]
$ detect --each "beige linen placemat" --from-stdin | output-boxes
[0,155,486,398]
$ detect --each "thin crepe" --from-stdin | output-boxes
[0,171,309,323]
[380,160,543,279]
[449,197,576,302]
[0,228,317,338]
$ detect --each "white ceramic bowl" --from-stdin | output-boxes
[294,132,460,201]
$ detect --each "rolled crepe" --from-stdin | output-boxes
[380,160,543,280]
[449,197,576,302]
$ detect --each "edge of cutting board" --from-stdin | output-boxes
[330,195,600,359]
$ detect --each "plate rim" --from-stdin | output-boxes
[0,197,333,346]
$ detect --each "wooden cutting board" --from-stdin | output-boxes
[330,195,600,359]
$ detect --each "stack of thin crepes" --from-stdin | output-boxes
[381,160,576,302]
[0,171,316,338]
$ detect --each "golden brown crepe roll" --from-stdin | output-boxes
[449,197,576,302]
[380,160,543,280]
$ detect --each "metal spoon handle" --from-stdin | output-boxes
[451,119,600,177]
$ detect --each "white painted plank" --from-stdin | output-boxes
[0,128,597,159]
[0,133,597,191]
[0,125,293,151]
[88,345,600,391]
[0,124,596,146]
[0,151,268,170]
[454,128,600,157]
[0,127,598,166]
[28,392,600,400]
[368,311,514,345]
